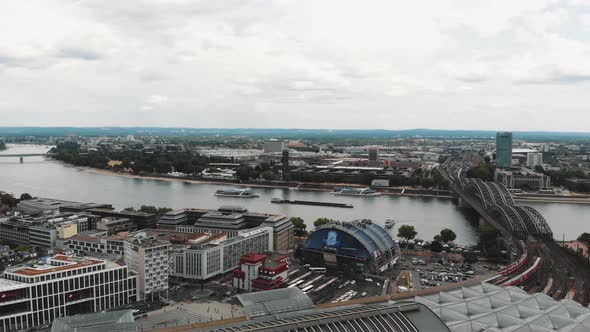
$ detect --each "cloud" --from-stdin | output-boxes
[146,95,169,104]
[2,0,590,131]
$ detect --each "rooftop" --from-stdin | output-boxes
[6,255,103,277]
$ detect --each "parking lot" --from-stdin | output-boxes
[394,252,494,292]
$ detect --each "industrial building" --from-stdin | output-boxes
[159,206,294,253]
[298,220,397,274]
[232,252,289,292]
[171,227,273,281]
[0,255,138,332]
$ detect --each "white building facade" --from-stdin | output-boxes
[172,227,273,281]
[124,234,170,300]
[0,255,138,332]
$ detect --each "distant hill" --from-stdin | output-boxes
[0,127,589,141]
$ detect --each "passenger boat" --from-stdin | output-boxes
[385,219,395,229]
[331,187,381,197]
[214,188,259,198]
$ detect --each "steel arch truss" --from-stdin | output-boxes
[485,205,553,240]
[464,179,515,209]
[516,206,553,239]
[487,182,515,206]
[486,205,529,240]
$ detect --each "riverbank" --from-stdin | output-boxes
[515,197,590,205]
[77,167,590,204]
[80,167,457,199]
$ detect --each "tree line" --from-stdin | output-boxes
[289,168,449,189]
[50,142,231,175]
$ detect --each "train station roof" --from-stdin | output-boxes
[202,300,449,332]
[412,282,590,332]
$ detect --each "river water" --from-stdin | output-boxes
[1,144,588,244]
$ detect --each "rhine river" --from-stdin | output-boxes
[1,144,588,244]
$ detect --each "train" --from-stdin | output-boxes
[502,257,542,287]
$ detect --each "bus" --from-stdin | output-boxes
[309,267,326,274]
[288,280,304,288]
[301,285,314,293]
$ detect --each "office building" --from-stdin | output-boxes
[66,234,126,256]
[496,132,513,168]
[0,255,138,332]
[96,217,135,235]
[281,149,289,175]
[0,213,99,249]
[160,206,294,252]
[172,227,272,281]
[124,233,170,300]
[263,140,285,153]
[495,169,552,190]
[368,146,380,167]
[527,151,543,168]
[232,252,289,292]
[16,198,111,216]
[85,208,157,229]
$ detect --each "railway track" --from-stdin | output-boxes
[520,241,590,305]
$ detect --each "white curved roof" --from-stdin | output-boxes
[413,282,590,332]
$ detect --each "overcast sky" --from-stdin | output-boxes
[2,0,590,131]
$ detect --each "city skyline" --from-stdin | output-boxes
[2,1,590,130]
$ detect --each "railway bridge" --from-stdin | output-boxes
[441,159,590,305]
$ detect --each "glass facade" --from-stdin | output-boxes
[496,132,513,169]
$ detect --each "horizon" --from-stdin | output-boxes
[2,126,590,134]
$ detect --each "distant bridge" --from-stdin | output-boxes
[0,153,52,157]
[0,153,54,163]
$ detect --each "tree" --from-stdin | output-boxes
[0,194,18,208]
[430,241,443,253]
[15,245,29,252]
[439,228,457,243]
[261,171,277,181]
[578,233,590,245]
[19,193,33,201]
[290,217,307,236]
[534,165,545,174]
[397,225,417,242]
[314,217,332,228]
[479,226,499,254]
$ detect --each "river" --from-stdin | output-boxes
[1,144,588,244]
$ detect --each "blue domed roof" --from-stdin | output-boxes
[303,220,396,266]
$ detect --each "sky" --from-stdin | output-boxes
[2,0,590,131]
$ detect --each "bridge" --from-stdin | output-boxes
[0,153,53,163]
[441,158,590,305]
[441,160,553,241]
